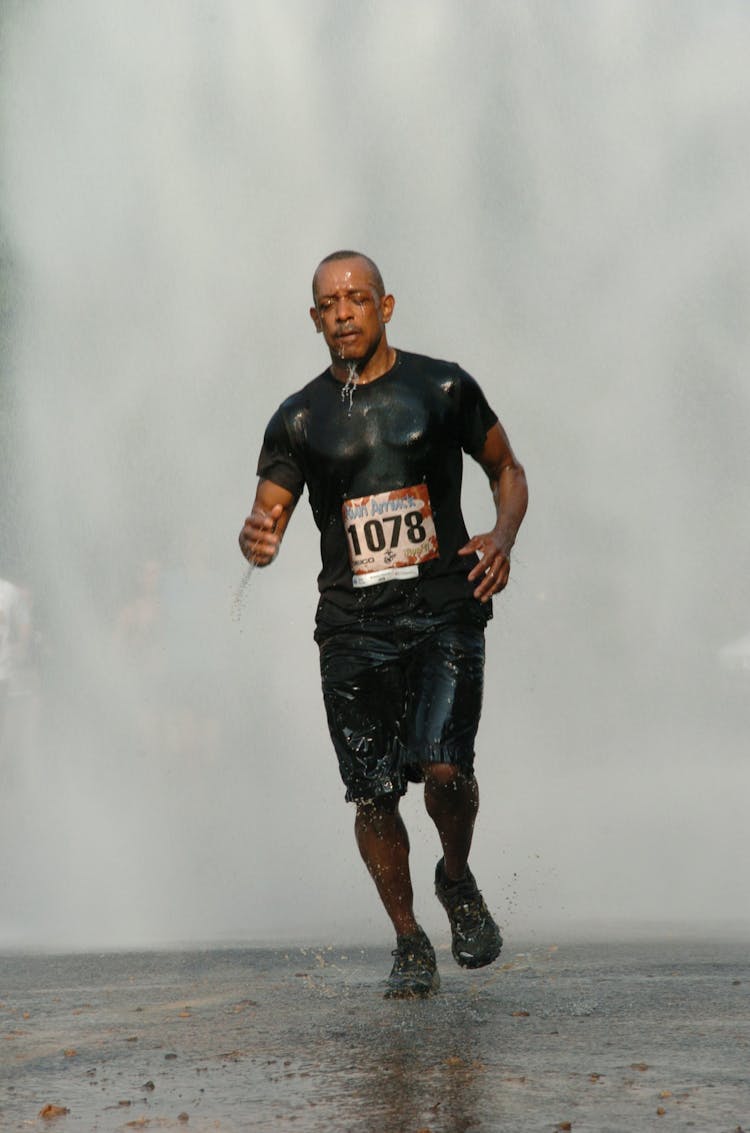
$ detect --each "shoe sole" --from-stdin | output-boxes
[454,939,503,969]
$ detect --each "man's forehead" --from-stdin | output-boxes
[314,257,377,296]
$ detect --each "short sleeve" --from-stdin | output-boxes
[458,369,498,455]
[256,407,306,499]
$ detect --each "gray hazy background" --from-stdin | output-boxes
[1,1,748,950]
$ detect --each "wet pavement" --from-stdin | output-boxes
[1,937,748,1132]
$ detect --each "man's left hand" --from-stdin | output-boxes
[458,533,511,603]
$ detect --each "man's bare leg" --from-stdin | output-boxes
[423,763,479,880]
[356,794,440,997]
[354,796,419,936]
[424,763,502,969]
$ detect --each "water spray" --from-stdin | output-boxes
[231,561,255,622]
[231,521,269,622]
[340,362,359,415]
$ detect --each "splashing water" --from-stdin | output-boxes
[231,521,271,622]
[340,362,359,415]
[230,561,255,622]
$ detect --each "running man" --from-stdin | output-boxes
[239,251,528,997]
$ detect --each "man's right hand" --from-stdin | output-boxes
[238,503,285,566]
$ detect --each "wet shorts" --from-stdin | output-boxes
[316,603,487,804]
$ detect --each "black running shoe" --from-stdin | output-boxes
[434,858,503,969]
[384,926,440,999]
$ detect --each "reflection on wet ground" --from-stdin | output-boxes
[1,938,748,1131]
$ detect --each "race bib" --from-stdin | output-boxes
[342,484,439,588]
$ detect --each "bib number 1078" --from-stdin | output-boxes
[342,483,439,588]
[346,510,427,556]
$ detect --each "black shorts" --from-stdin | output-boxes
[316,603,487,804]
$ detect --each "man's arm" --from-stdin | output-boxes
[238,479,297,567]
[459,420,528,603]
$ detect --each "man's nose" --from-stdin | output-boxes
[334,297,354,319]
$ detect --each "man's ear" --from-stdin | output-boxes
[380,293,395,325]
[309,307,323,333]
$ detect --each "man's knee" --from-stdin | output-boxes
[355,793,400,835]
[422,762,472,789]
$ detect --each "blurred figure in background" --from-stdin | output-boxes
[114,557,167,751]
[0,572,31,764]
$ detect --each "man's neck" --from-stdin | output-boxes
[329,344,396,385]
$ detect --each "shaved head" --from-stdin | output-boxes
[312,250,385,303]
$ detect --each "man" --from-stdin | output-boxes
[239,251,527,998]
[0,574,30,755]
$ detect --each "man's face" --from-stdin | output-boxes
[310,257,394,366]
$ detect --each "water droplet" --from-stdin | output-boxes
[231,563,255,622]
[341,363,359,415]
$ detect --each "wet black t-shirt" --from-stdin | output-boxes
[256,350,498,627]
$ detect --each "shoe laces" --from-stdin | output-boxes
[391,933,430,967]
[445,877,487,929]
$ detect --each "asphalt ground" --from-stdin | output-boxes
[2,937,748,1132]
